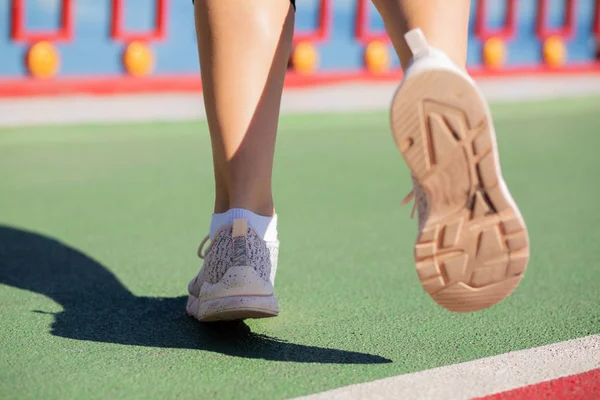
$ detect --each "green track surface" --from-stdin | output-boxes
[1,97,599,400]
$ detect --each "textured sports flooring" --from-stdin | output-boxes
[1,96,599,400]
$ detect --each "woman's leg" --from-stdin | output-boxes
[194,0,294,216]
[372,0,471,70]
[373,0,530,313]
[186,1,294,322]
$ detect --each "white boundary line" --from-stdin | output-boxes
[293,334,600,400]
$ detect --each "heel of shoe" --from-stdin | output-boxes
[416,205,529,312]
[405,28,430,58]
[189,294,279,322]
[187,266,279,322]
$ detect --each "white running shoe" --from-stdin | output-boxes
[394,29,530,312]
[186,218,280,322]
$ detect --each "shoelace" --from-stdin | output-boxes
[197,235,211,259]
[401,189,417,219]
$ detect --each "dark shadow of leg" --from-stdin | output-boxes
[0,226,391,364]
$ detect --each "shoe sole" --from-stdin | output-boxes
[187,294,279,322]
[390,69,530,313]
[187,266,279,322]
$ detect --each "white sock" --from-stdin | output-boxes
[209,208,278,242]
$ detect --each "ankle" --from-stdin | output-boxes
[229,198,274,217]
[213,190,230,214]
[213,197,274,216]
[210,208,278,242]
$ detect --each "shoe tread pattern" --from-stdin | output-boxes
[391,70,530,312]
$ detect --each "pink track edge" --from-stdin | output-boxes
[1,63,600,98]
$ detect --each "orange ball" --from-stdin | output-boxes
[543,36,566,68]
[291,42,318,75]
[365,40,390,74]
[27,41,60,79]
[483,37,506,68]
[123,41,155,77]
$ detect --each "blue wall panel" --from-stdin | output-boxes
[0,0,598,78]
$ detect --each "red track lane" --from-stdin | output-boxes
[1,64,600,98]
[475,369,600,400]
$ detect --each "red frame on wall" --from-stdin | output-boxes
[111,0,168,42]
[476,0,518,40]
[536,0,577,39]
[355,0,389,43]
[293,0,332,43]
[11,0,74,42]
